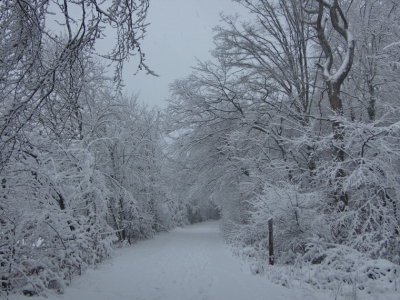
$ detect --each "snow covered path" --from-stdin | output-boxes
[13,221,323,300]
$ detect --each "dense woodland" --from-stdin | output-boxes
[1,0,400,297]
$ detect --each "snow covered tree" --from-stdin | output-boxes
[166,0,400,271]
[0,0,151,168]
[0,1,173,296]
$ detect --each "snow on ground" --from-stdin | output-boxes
[12,221,332,300]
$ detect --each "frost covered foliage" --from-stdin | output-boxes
[0,145,114,296]
[233,241,400,299]
[316,119,400,261]
[225,182,400,296]
[221,184,322,265]
[247,185,325,262]
[0,96,174,296]
[1,210,113,296]
[302,243,399,294]
[166,0,400,295]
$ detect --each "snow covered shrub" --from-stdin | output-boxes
[301,241,400,295]
[344,120,400,263]
[106,185,154,244]
[0,143,115,297]
[0,210,114,296]
[311,118,400,263]
[247,183,326,263]
[223,221,264,247]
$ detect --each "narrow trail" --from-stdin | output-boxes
[14,221,323,300]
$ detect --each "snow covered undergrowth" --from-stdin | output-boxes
[10,221,329,300]
[224,223,400,300]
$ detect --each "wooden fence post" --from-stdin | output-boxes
[268,218,274,265]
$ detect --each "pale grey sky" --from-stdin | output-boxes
[121,0,246,108]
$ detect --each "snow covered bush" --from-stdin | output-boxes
[250,184,327,262]
[302,242,399,294]
[0,210,114,296]
[0,145,114,296]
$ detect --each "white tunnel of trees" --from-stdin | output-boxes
[1,0,400,297]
